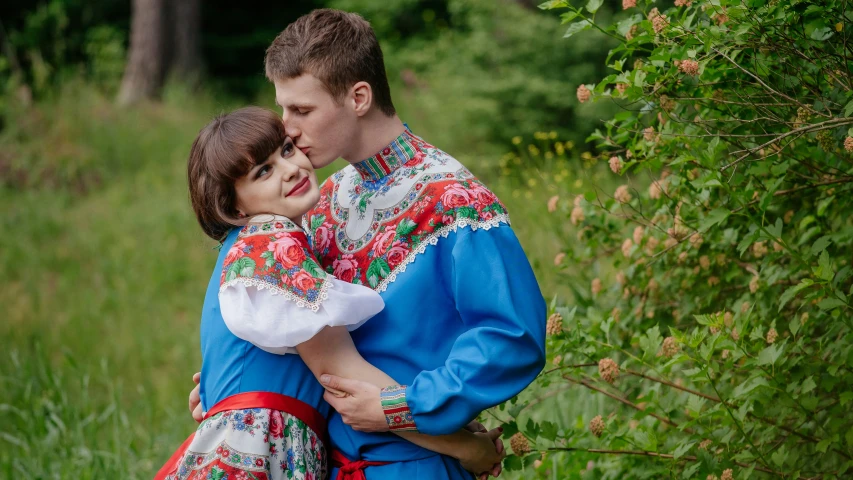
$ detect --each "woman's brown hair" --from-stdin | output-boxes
[187,106,287,241]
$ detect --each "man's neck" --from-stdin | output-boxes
[343,113,406,164]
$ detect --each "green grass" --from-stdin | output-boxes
[0,81,591,478]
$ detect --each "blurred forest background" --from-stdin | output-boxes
[0,0,618,477]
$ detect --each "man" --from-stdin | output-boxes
[190,9,545,479]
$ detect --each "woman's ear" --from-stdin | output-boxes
[351,81,373,117]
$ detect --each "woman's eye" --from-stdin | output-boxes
[256,165,271,178]
[281,142,294,156]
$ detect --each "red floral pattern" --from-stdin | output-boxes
[220,216,330,312]
[305,144,510,292]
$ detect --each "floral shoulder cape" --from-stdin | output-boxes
[220,215,330,312]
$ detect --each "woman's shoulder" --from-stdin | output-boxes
[220,214,329,310]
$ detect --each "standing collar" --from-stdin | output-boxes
[352,129,423,182]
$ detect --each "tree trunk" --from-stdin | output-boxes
[117,0,166,105]
[170,0,203,84]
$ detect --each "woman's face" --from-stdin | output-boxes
[234,137,320,222]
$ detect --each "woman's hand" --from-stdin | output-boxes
[458,427,506,479]
[189,372,205,422]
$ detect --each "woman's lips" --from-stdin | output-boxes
[286,176,310,197]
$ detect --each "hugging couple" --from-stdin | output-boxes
[156,8,546,480]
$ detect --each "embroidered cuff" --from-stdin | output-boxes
[380,385,417,432]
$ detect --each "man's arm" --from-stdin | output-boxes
[322,226,546,435]
[298,326,505,478]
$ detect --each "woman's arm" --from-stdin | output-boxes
[296,326,503,475]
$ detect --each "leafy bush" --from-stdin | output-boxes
[506,0,853,478]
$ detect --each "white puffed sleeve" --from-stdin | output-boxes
[217,214,384,355]
[219,277,383,355]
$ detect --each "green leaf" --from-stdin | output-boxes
[230,257,256,279]
[564,20,592,38]
[310,214,326,231]
[540,420,559,441]
[366,258,390,288]
[700,209,730,231]
[455,206,479,220]
[818,298,845,310]
[801,376,817,394]
[778,279,813,312]
[757,344,783,365]
[502,455,522,471]
[261,250,276,268]
[673,441,694,460]
[301,259,325,279]
[810,236,831,257]
[395,218,417,237]
[771,446,788,466]
[538,0,568,9]
[789,316,801,336]
[585,0,603,14]
[686,395,706,416]
[811,27,834,41]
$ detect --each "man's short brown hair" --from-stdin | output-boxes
[265,9,396,116]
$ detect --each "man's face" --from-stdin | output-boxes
[274,74,358,169]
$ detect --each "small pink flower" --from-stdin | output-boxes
[679,59,700,76]
[622,0,636,9]
[386,241,410,269]
[845,136,853,152]
[577,84,591,103]
[371,229,397,258]
[314,223,333,253]
[269,234,306,269]
[269,411,284,438]
[547,195,559,213]
[332,254,358,283]
[570,206,585,225]
[441,184,473,209]
[225,240,248,264]
[614,185,632,203]
[609,156,623,174]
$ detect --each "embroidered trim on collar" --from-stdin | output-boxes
[352,130,425,182]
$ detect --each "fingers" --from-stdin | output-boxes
[320,374,361,395]
[192,372,200,385]
[325,387,348,398]
[466,420,487,433]
[189,383,201,415]
[491,462,502,477]
[192,402,204,423]
[485,427,502,442]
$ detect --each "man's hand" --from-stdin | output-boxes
[189,372,205,423]
[459,428,505,480]
[321,374,389,432]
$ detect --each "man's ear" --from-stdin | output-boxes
[351,81,373,117]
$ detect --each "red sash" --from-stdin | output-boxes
[331,450,391,480]
[153,391,327,480]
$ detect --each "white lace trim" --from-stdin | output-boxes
[219,276,333,313]
[374,213,511,293]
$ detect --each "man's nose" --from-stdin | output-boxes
[284,122,301,140]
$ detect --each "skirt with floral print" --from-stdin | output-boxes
[165,408,327,480]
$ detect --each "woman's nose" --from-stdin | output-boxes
[279,158,299,181]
